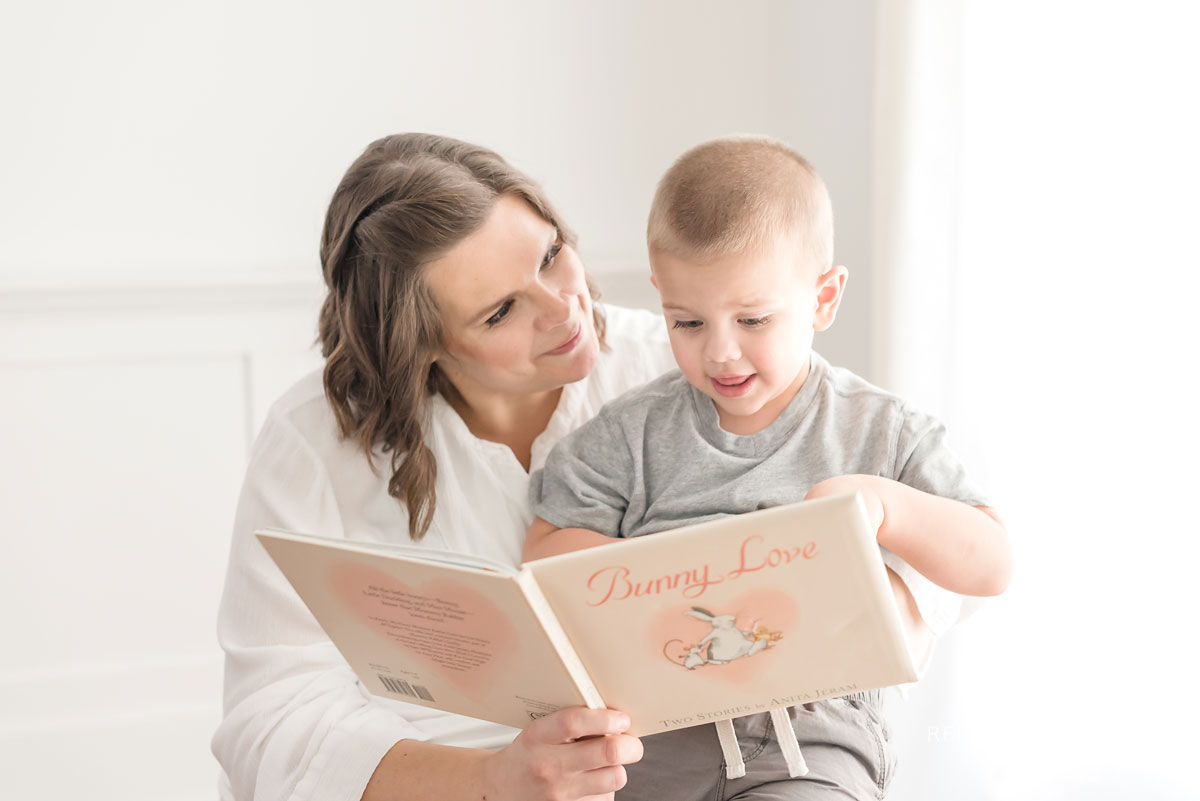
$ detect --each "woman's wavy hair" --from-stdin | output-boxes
[318,133,606,542]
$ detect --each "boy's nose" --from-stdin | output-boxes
[703,332,741,365]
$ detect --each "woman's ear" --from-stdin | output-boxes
[813,265,848,331]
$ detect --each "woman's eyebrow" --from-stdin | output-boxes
[467,229,561,323]
[541,227,560,257]
[470,297,505,323]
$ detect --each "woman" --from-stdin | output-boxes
[212,134,678,800]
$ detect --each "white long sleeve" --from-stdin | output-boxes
[214,409,433,801]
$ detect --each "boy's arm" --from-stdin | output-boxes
[806,475,1012,597]
[522,516,617,562]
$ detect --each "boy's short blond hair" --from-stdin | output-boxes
[647,135,833,274]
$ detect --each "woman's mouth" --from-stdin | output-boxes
[546,324,583,356]
[711,374,755,397]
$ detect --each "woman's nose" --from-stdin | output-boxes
[534,287,572,331]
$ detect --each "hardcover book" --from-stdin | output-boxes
[256,491,917,737]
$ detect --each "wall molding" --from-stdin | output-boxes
[0,277,325,314]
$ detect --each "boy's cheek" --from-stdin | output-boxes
[667,338,702,378]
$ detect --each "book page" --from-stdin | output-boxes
[523,493,917,736]
[258,530,595,729]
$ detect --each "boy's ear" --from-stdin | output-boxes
[813,265,848,332]
[649,273,658,289]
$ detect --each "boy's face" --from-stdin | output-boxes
[650,238,846,435]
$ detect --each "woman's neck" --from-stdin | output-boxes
[445,387,563,471]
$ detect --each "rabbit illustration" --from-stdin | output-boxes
[683,607,767,664]
[664,606,782,669]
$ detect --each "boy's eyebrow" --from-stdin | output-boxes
[661,298,775,313]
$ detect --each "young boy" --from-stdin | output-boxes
[523,135,1011,800]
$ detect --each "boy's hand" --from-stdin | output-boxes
[522,516,616,562]
[808,474,1011,596]
[805,474,887,532]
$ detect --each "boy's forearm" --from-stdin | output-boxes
[522,516,615,562]
[875,478,1012,597]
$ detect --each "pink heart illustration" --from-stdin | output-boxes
[646,587,797,686]
[330,561,517,700]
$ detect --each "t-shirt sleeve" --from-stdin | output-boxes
[893,407,990,508]
[528,410,633,537]
[883,406,993,637]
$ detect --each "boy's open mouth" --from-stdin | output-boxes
[711,374,755,397]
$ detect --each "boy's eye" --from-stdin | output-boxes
[672,319,703,330]
[740,315,771,328]
[486,299,514,327]
[541,242,563,270]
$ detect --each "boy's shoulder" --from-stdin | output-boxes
[811,353,947,448]
[814,353,908,413]
[593,368,692,425]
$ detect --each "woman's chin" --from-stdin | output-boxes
[561,333,600,385]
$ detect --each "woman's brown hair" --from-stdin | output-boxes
[318,133,606,541]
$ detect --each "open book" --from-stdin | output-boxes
[257,492,916,737]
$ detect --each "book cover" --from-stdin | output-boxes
[256,533,604,729]
[524,493,917,735]
[256,491,917,737]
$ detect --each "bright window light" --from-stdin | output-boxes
[948,2,1200,798]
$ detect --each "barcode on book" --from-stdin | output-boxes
[378,675,435,702]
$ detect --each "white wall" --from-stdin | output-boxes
[0,0,879,369]
[0,2,883,798]
[0,286,323,799]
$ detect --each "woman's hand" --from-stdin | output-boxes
[482,706,643,800]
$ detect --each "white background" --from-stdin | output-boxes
[3,1,1196,799]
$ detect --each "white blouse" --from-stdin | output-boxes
[211,304,960,800]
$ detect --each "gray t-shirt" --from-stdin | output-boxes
[529,351,989,633]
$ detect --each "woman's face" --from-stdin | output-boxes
[426,194,599,406]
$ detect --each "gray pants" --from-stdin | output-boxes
[618,691,896,801]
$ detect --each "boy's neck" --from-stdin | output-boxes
[716,357,812,436]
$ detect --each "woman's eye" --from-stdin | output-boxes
[541,242,563,270]
[486,300,514,326]
[672,319,702,330]
[740,315,771,328]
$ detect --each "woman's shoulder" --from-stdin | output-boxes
[268,368,327,416]
[250,368,350,468]
[246,369,415,540]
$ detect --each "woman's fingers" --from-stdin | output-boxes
[572,764,631,799]
[484,707,642,801]
[560,732,644,774]
[531,706,632,744]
